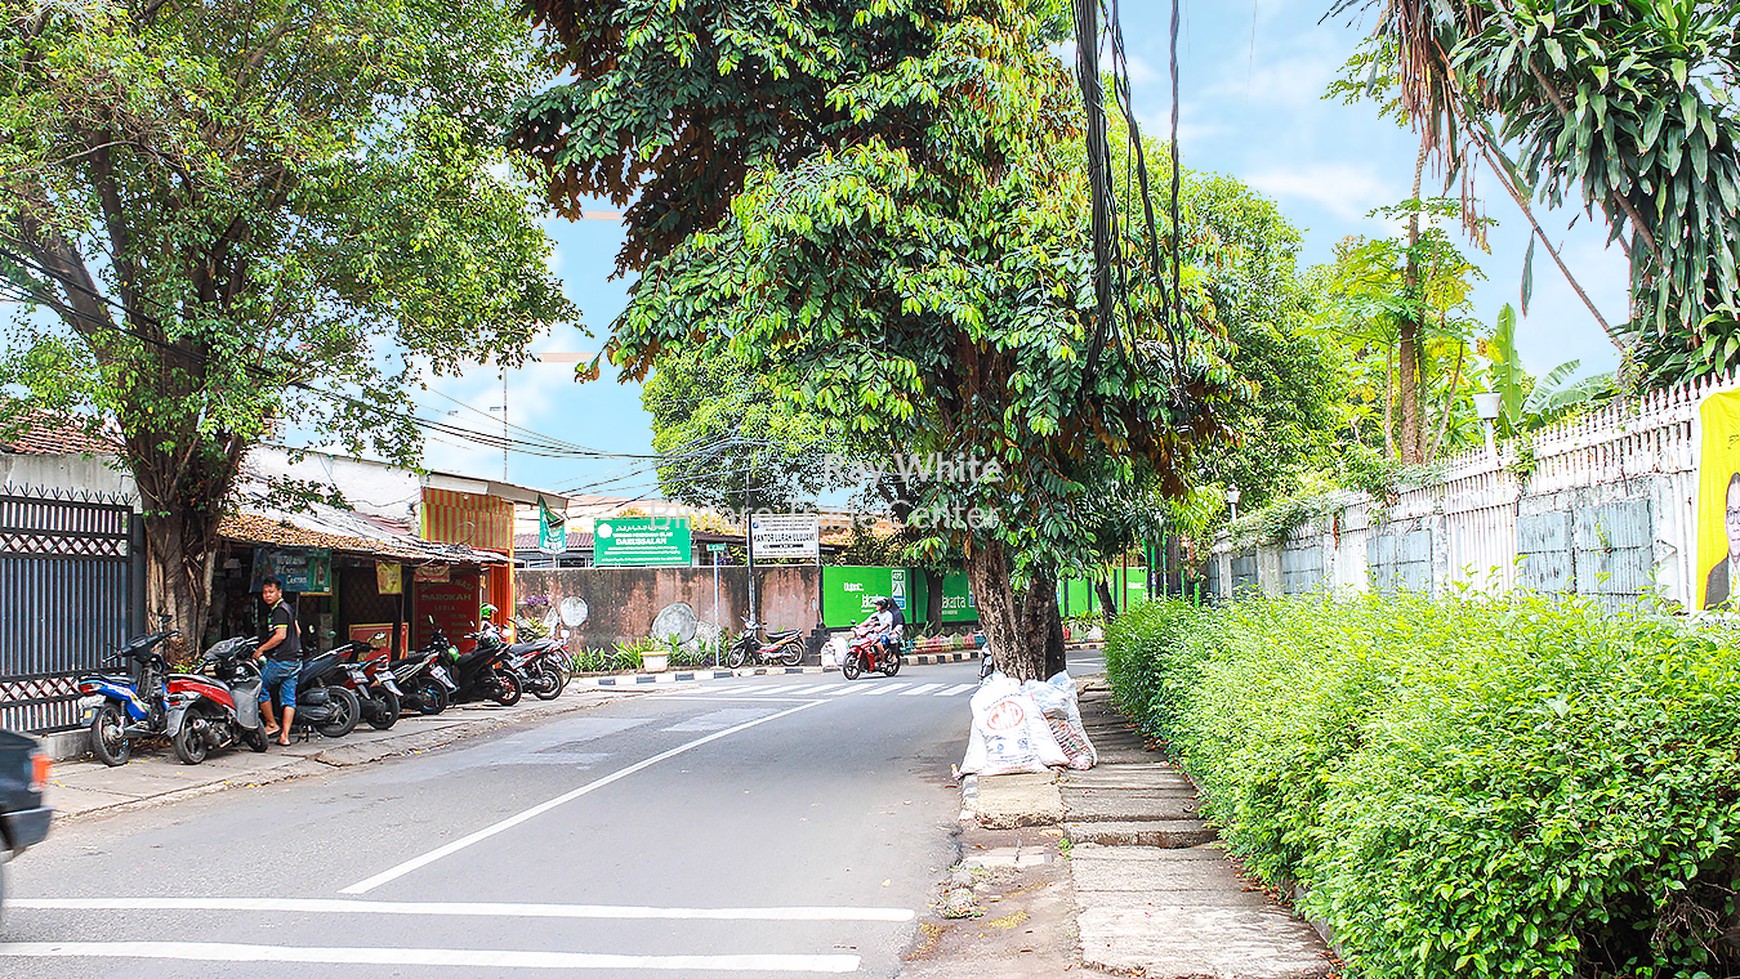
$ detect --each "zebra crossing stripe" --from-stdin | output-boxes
[802,684,849,696]
[935,684,977,697]
[857,683,908,696]
[897,683,943,696]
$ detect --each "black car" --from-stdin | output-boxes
[0,728,52,925]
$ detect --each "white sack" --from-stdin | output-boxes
[1024,671,1096,770]
[960,674,1068,775]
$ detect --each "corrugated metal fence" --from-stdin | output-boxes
[0,488,140,733]
[1208,371,1725,608]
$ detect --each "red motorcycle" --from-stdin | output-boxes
[841,624,901,680]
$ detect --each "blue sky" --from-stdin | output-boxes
[418,0,1630,498]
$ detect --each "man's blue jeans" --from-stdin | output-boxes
[259,659,299,709]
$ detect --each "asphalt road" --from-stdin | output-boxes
[0,652,1102,978]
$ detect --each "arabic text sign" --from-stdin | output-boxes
[594,518,692,567]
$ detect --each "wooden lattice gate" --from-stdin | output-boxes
[0,488,140,733]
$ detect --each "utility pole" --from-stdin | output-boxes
[744,459,757,629]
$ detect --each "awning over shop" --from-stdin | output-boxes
[218,501,509,566]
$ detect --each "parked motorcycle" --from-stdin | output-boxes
[275,650,362,740]
[75,613,180,766]
[480,622,570,701]
[165,636,270,764]
[334,633,401,730]
[841,623,902,680]
[980,646,995,681]
[447,623,525,707]
[389,634,458,716]
[726,618,805,669]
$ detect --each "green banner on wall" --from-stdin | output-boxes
[822,566,894,628]
[593,518,692,567]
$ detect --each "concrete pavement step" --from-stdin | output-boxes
[1062,789,1200,820]
[1064,819,1217,847]
[1078,905,1336,978]
[1071,845,1334,978]
[1063,769,1195,790]
[968,772,1063,829]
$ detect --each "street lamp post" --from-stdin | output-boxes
[1225,486,1241,522]
[1473,392,1502,457]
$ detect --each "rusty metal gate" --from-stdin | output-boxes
[0,488,140,733]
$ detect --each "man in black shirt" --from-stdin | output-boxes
[254,575,301,745]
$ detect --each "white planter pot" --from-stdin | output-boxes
[642,651,669,673]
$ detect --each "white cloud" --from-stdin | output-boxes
[1205,48,1345,109]
[1243,162,1398,222]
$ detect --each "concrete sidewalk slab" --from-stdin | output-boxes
[1062,790,1199,820]
[968,771,1063,829]
[1063,770,1196,790]
[1064,819,1217,848]
[1078,905,1335,978]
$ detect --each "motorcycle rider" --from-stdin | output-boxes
[877,597,906,656]
[253,575,301,746]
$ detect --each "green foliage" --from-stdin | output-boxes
[1482,303,1615,436]
[1106,593,1740,977]
[642,341,836,512]
[1311,197,1489,464]
[0,0,574,630]
[569,647,614,674]
[544,0,1240,678]
[1335,0,1740,381]
[609,638,652,673]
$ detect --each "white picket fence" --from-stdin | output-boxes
[1211,371,1737,607]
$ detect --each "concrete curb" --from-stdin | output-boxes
[581,666,823,686]
[579,651,982,686]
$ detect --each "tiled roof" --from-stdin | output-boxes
[221,502,508,565]
[0,412,119,456]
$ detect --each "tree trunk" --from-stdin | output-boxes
[964,537,1064,682]
[127,421,247,663]
[1398,142,1428,465]
[1094,577,1118,625]
[925,569,943,636]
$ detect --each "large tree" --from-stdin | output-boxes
[516,0,1235,680]
[0,0,574,643]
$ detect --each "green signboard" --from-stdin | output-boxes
[822,566,895,628]
[823,566,979,628]
[939,570,976,622]
[593,518,692,567]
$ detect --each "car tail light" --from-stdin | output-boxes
[29,750,50,793]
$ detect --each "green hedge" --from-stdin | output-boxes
[1105,593,1740,977]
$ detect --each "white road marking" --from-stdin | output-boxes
[0,942,859,973]
[11,897,915,922]
[898,683,944,696]
[340,699,825,894]
[662,707,779,732]
[935,684,978,697]
[801,684,848,696]
[856,682,908,696]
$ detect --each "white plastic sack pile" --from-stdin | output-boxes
[1026,671,1096,770]
[960,671,1097,775]
[960,674,1065,775]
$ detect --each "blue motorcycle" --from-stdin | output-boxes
[75,614,178,766]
